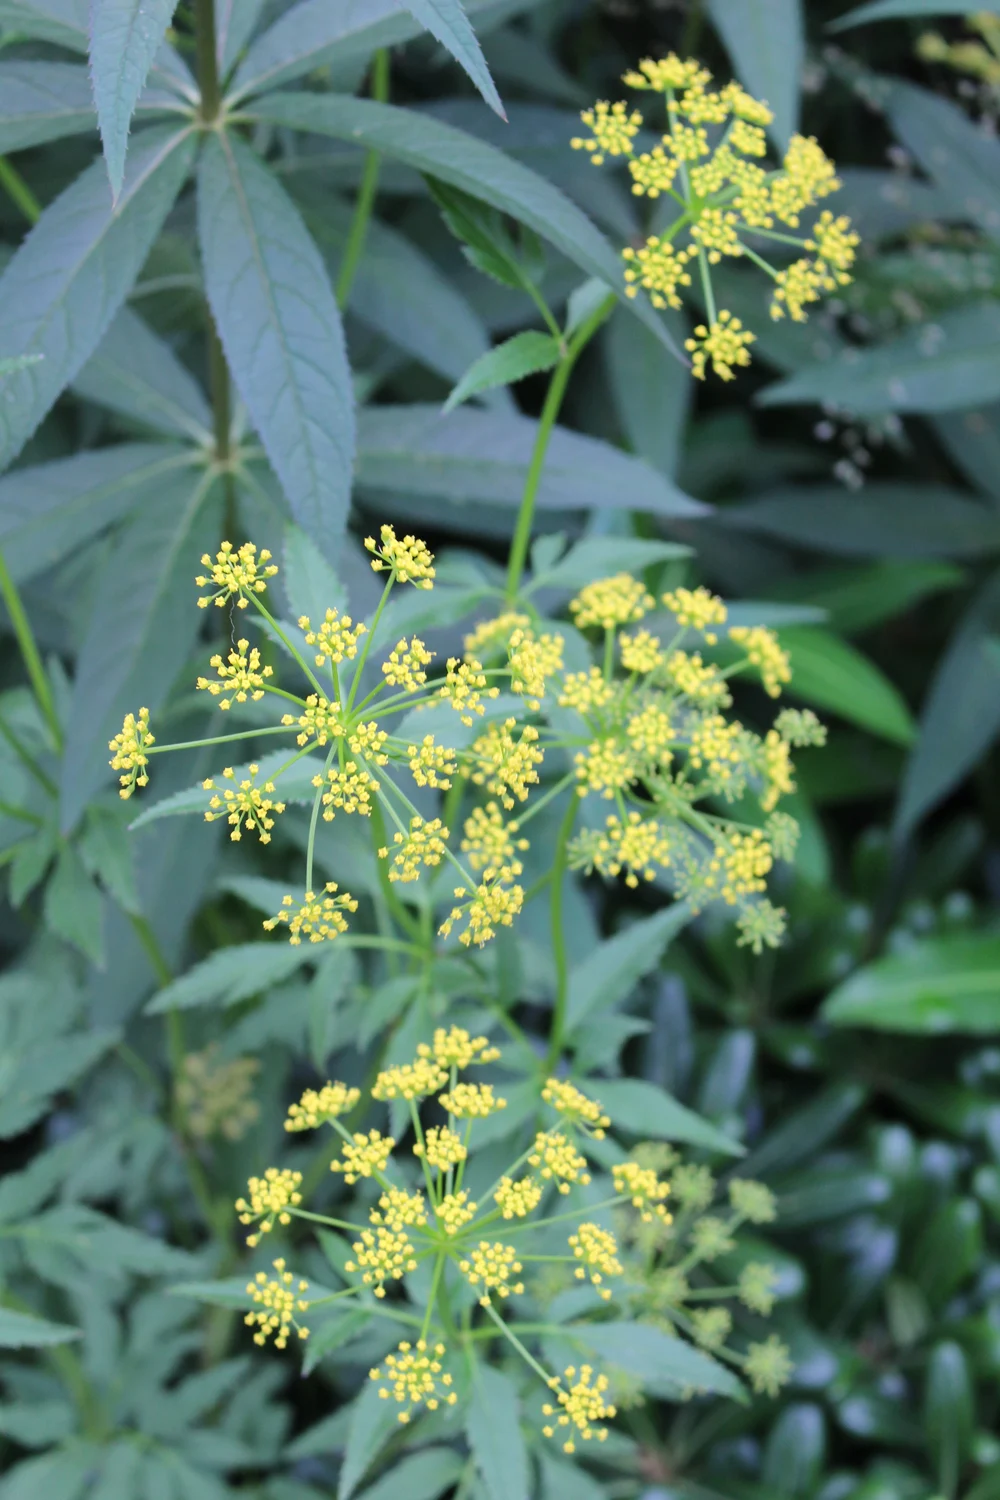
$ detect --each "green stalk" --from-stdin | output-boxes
[544,792,579,1071]
[0,546,62,750]
[336,50,390,309]
[192,0,222,123]
[504,294,615,602]
[0,154,40,223]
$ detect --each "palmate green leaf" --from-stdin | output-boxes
[59,466,221,832]
[881,79,1000,241]
[466,1364,529,1500]
[0,443,190,584]
[0,124,196,470]
[720,483,1000,558]
[129,749,323,829]
[780,627,916,746]
[707,0,802,150]
[251,94,683,360]
[145,943,309,1013]
[823,933,1000,1033]
[567,1321,744,1400]
[598,1078,743,1157]
[758,300,1000,413]
[566,904,693,1030]
[0,1307,81,1348]
[72,306,213,441]
[831,0,1000,31]
[399,0,504,117]
[894,573,1000,838]
[355,1449,464,1500]
[89,0,181,197]
[197,133,355,561]
[357,406,704,516]
[444,330,559,412]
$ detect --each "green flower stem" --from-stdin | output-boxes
[336,48,390,310]
[145,725,298,754]
[0,154,40,224]
[543,792,579,1071]
[252,597,327,697]
[483,1302,554,1386]
[304,1286,364,1309]
[0,546,63,751]
[422,1251,447,1340]
[305,742,338,891]
[502,1196,624,1236]
[369,794,424,942]
[504,293,616,603]
[410,1098,439,1204]
[287,1207,366,1234]
[375,764,478,894]
[695,245,717,323]
[346,577,394,712]
[192,0,222,122]
[737,240,779,280]
[514,771,577,832]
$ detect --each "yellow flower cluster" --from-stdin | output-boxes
[435,1190,478,1235]
[459,1240,525,1306]
[236,1167,303,1246]
[383,635,433,691]
[569,1223,623,1298]
[285,1080,360,1131]
[381,816,449,884]
[245,1260,309,1348]
[331,1130,395,1183]
[282,694,342,747]
[529,1131,592,1193]
[109,706,154,799]
[612,1160,672,1223]
[495,1175,543,1219]
[345,1226,418,1296]
[541,1077,611,1137]
[439,656,498,725]
[197,638,272,709]
[263,884,358,943]
[465,719,543,810]
[372,1056,448,1101]
[440,867,525,947]
[570,573,653,630]
[418,1026,501,1069]
[440,1082,507,1118]
[370,1341,457,1422]
[316,762,376,819]
[575,56,857,377]
[542,1365,616,1453]
[460,803,528,874]
[365,525,435,587]
[196,541,277,608]
[203,764,285,843]
[414,1125,467,1171]
[300,608,365,665]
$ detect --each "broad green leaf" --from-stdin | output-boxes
[338,1381,402,1500]
[89,0,179,197]
[780,627,916,745]
[823,934,1000,1033]
[128,749,324,829]
[58,466,220,832]
[0,1401,74,1448]
[598,1077,744,1157]
[90,1443,143,1500]
[606,309,690,480]
[0,443,191,585]
[145,942,309,1014]
[894,574,1000,838]
[283,522,348,621]
[0,124,195,470]
[357,406,705,516]
[758,301,1000,413]
[356,1448,464,1500]
[925,1342,973,1497]
[567,1321,744,1399]
[466,1364,529,1500]
[933,403,1000,502]
[445,330,559,411]
[707,0,802,149]
[252,93,683,358]
[399,0,504,117]
[216,0,268,70]
[0,0,89,50]
[720,483,1000,558]
[197,133,354,561]
[0,61,94,151]
[538,1454,606,1500]
[881,79,1000,239]
[567,904,693,1029]
[73,306,213,441]
[0,1307,81,1348]
[766,560,964,636]
[527,536,690,593]
[43,845,104,965]
[832,0,1000,25]
[0,1447,98,1500]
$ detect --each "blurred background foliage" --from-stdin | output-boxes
[3,0,1000,1497]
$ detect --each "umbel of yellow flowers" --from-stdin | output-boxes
[233,1028,793,1452]
[110,525,825,954]
[572,54,859,379]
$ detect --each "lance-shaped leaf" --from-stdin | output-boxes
[831,0,1000,30]
[445,329,559,410]
[197,132,355,561]
[0,124,195,471]
[0,59,183,153]
[0,443,191,584]
[881,79,1000,240]
[89,0,181,197]
[466,1365,529,1500]
[216,0,268,71]
[252,93,684,359]
[0,0,89,51]
[72,306,213,441]
[0,1309,81,1349]
[707,0,802,150]
[59,466,220,831]
[400,0,503,117]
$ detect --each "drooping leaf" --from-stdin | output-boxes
[88,0,179,196]
[197,132,354,561]
[59,466,220,832]
[568,1321,745,1399]
[758,300,1000,413]
[0,1308,81,1348]
[72,305,213,441]
[399,0,504,117]
[720,485,1000,558]
[832,0,1000,25]
[894,572,1000,837]
[779,627,916,745]
[444,330,559,411]
[0,443,191,584]
[0,61,94,151]
[823,933,1000,1033]
[707,0,803,149]
[252,93,684,358]
[465,1364,529,1500]
[0,124,195,470]
[128,749,324,829]
[880,78,1000,240]
[357,405,705,516]
[567,903,693,1029]
[598,1078,744,1157]
[145,943,309,1014]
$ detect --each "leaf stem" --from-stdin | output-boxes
[336,50,390,309]
[0,547,62,751]
[192,0,223,123]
